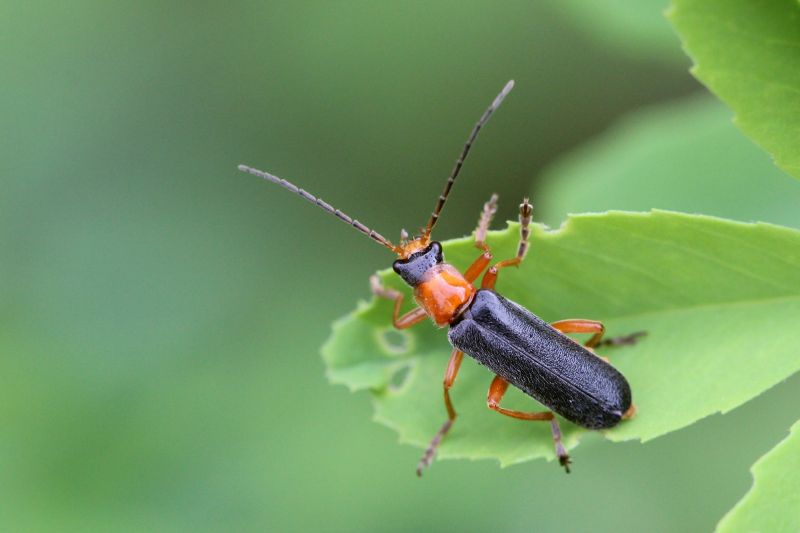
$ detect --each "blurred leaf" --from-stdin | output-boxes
[717,419,800,532]
[556,0,686,64]
[537,96,800,229]
[323,211,800,467]
[668,0,800,179]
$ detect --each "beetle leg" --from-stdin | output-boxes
[487,376,554,421]
[550,319,606,349]
[481,198,532,289]
[474,193,499,252]
[370,275,428,329]
[551,320,647,358]
[487,375,571,472]
[417,348,464,476]
[458,195,498,282]
[597,330,647,348]
[464,250,493,283]
[548,416,571,473]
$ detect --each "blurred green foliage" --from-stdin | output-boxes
[1,1,797,532]
[556,0,685,64]
[670,0,800,179]
[717,420,800,532]
[538,96,800,228]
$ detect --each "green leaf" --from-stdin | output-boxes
[668,0,800,179]
[322,211,800,467]
[717,419,800,533]
[537,96,800,229]
[556,0,686,64]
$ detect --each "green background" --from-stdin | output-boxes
[3,2,799,531]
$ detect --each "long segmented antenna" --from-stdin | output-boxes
[422,80,515,239]
[238,164,398,252]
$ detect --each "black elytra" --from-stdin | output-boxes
[449,289,631,429]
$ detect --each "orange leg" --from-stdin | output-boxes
[464,250,492,283]
[370,275,428,329]
[551,319,646,358]
[417,348,464,476]
[487,375,571,472]
[481,197,532,289]
[550,319,606,349]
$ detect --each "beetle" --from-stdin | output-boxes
[239,80,641,476]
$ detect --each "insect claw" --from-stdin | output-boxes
[559,454,572,474]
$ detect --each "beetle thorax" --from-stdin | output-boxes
[392,241,475,327]
[413,264,475,327]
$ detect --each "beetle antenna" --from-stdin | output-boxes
[238,164,398,252]
[422,80,515,240]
